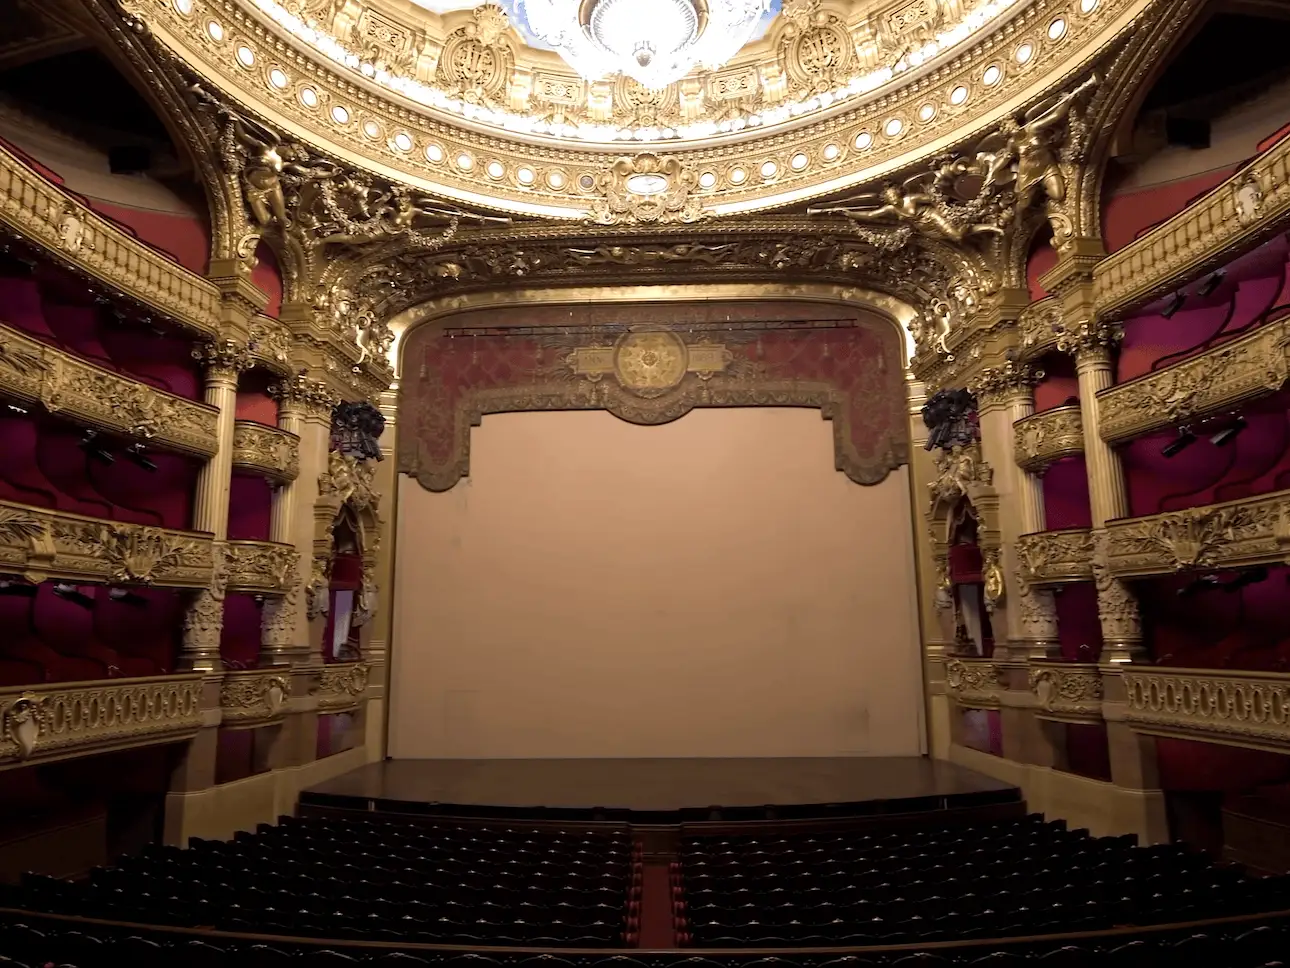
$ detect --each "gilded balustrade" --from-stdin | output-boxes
[232,421,300,483]
[0,322,219,458]
[1014,405,1085,472]
[944,658,1002,709]
[0,498,215,587]
[1094,132,1290,319]
[1029,661,1104,723]
[1098,320,1290,445]
[0,675,204,766]
[1121,668,1290,753]
[1103,489,1290,578]
[225,540,298,594]
[0,143,220,334]
[1015,529,1096,585]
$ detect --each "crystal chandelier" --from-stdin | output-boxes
[518,0,771,88]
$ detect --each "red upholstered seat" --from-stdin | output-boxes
[32,584,154,679]
[0,590,105,682]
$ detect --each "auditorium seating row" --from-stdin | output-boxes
[671,816,1290,946]
[10,817,642,947]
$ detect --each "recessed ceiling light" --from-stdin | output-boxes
[393,132,414,151]
[699,171,717,188]
[207,21,224,42]
[918,103,936,122]
[790,153,809,171]
[822,143,840,161]
[729,167,747,184]
[457,154,475,171]
[425,143,444,163]
[950,85,969,105]
[983,65,1002,86]
[517,167,535,185]
[269,68,289,89]
[299,87,319,108]
[884,118,904,137]
[1048,18,1067,39]
[761,161,778,178]
[487,161,505,179]
[853,131,873,150]
[362,120,380,138]
[236,45,255,68]
[330,105,350,125]
[1016,43,1034,64]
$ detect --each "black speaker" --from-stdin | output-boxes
[1165,116,1211,150]
[108,145,151,174]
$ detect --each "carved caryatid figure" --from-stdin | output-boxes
[809,181,1004,244]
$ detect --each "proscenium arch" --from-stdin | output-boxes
[388,281,922,490]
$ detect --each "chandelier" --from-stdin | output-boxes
[518,0,772,88]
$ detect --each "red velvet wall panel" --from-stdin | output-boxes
[88,202,210,276]
[1032,354,1079,412]
[1041,458,1093,530]
[227,474,273,542]
[215,728,256,786]
[251,241,283,318]
[1102,169,1236,254]
[1054,582,1103,661]
[235,389,279,425]
[220,593,263,669]
[1157,739,1290,792]
[1065,723,1112,781]
[1027,243,1058,301]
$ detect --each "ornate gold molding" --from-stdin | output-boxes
[0,675,204,767]
[0,499,215,587]
[249,315,294,375]
[1014,404,1084,472]
[225,539,298,594]
[1017,296,1064,359]
[1029,661,1103,723]
[0,142,220,334]
[1121,668,1290,753]
[314,661,370,712]
[0,323,220,458]
[1097,321,1290,444]
[220,669,290,725]
[1094,127,1290,319]
[1103,490,1290,578]
[944,658,1002,709]
[232,420,300,483]
[1016,528,1096,584]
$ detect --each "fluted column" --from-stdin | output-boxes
[180,339,252,672]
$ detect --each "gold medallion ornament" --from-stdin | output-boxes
[613,331,689,396]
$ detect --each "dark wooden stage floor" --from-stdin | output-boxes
[301,757,1018,820]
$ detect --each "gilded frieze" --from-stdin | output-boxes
[1015,528,1095,584]
[220,669,291,725]
[232,420,301,482]
[0,323,220,458]
[314,662,370,711]
[1029,661,1103,723]
[1014,404,1084,472]
[1,675,205,766]
[225,540,299,594]
[1103,490,1290,578]
[0,499,215,587]
[944,658,1002,709]
[1097,321,1290,445]
[1121,668,1290,753]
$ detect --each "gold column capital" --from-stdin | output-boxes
[193,338,255,382]
[970,359,1044,410]
[270,373,341,419]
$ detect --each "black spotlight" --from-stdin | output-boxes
[1222,567,1268,593]
[124,442,158,472]
[1161,292,1186,318]
[1162,427,1197,458]
[108,587,149,606]
[1210,415,1247,447]
[78,430,115,465]
[0,579,38,597]
[52,583,95,608]
[1177,575,1221,598]
[1196,270,1227,297]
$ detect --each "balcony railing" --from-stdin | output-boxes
[944,658,1001,709]
[1098,320,1290,445]
[232,421,300,483]
[0,675,204,766]
[0,322,219,459]
[1029,661,1103,724]
[0,143,220,334]
[1014,405,1084,472]
[1016,529,1096,585]
[0,498,215,587]
[226,540,299,594]
[220,669,292,726]
[314,662,371,712]
[1094,130,1290,318]
[1104,489,1290,578]
[1121,667,1290,753]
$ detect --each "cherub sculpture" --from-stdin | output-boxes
[808,179,1004,244]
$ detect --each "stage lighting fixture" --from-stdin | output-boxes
[1196,270,1227,297]
[108,587,148,606]
[1177,575,1221,598]
[1210,415,1247,447]
[1161,292,1186,318]
[0,579,37,597]
[1161,427,1197,457]
[124,442,158,472]
[6,403,27,415]
[78,430,115,465]
[52,583,95,608]
[1222,566,1269,592]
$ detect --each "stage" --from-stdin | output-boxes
[300,757,1021,824]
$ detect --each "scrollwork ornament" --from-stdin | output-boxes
[3,693,44,759]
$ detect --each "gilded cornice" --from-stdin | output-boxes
[0,323,220,458]
[1029,660,1103,723]
[220,669,290,725]
[1014,403,1083,472]
[1094,126,1290,320]
[0,141,221,335]
[225,539,299,594]
[121,0,1151,219]
[1015,527,1095,584]
[1121,668,1290,754]
[1103,489,1290,578]
[313,661,370,711]
[1,675,205,767]
[1097,321,1290,445]
[0,499,216,587]
[232,419,301,482]
[944,657,1002,709]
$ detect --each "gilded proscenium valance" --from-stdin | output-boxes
[0,144,220,334]
[1097,320,1290,445]
[399,308,909,492]
[1094,131,1290,320]
[0,322,220,459]
[232,420,301,483]
[0,499,215,587]
[1103,489,1290,578]
[1016,528,1095,585]
[1029,661,1103,723]
[1121,668,1290,754]
[1,675,204,766]
[1014,404,1084,472]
